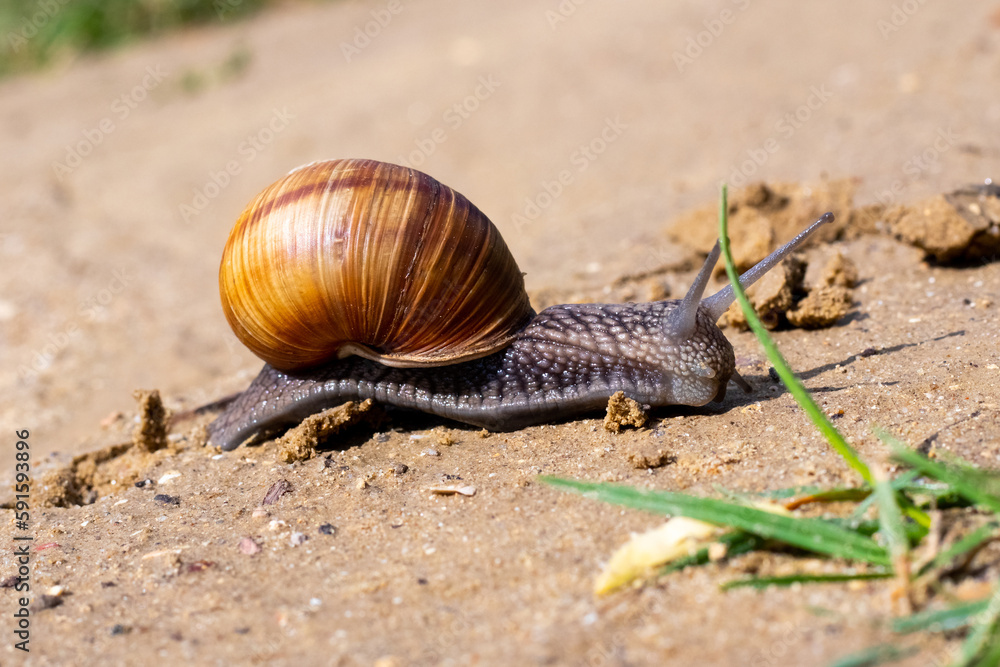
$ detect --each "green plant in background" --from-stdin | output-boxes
[0,0,275,77]
[543,185,1000,666]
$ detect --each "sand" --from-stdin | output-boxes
[2,1,999,664]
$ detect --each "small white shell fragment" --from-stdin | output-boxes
[141,547,186,560]
[289,532,307,546]
[46,585,65,597]
[158,471,182,485]
[251,507,270,520]
[427,485,476,496]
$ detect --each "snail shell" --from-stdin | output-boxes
[219,159,535,370]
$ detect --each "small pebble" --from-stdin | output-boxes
[289,532,308,547]
[262,479,292,505]
[251,507,270,520]
[153,494,180,506]
[239,537,262,555]
[319,524,336,536]
[110,624,131,636]
[422,448,440,457]
[100,411,123,428]
[391,463,408,475]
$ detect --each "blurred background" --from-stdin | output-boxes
[1,0,997,461]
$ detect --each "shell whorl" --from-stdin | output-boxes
[219,159,535,370]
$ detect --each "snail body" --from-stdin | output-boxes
[208,159,833,451]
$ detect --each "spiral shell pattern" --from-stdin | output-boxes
[219,159,534,370]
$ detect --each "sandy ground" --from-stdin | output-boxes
[1,0,1000,664]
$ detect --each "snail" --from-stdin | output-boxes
[207,158,833,451]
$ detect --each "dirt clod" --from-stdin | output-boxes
[886,186,1000,263]
[132,389,171,453]
[604,391,648,433]
[667,180,857,273]
[722,251,856,330]
[277,400,378,463]
[786,284,854,328]
[624,447,673,469]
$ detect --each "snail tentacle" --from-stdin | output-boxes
[667,241,720,340]
[702,212,835,321]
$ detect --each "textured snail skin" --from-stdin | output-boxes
[208,301,735,451]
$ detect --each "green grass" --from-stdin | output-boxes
[541,185,1000,667]
[0,0,277,78]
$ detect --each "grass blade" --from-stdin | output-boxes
[541,477,890,565]
[721,572,893,591]
[954,584,1000,666]
[878,431,1000,514]
[917,521,999,577]
[827,644,918,667]
[892,598,991,634]
[873,471,908,560]
[717,185,873,485]
[661,530,764,574]
[785,488,872,510]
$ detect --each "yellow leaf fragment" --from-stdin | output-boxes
[595,517,723,595]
